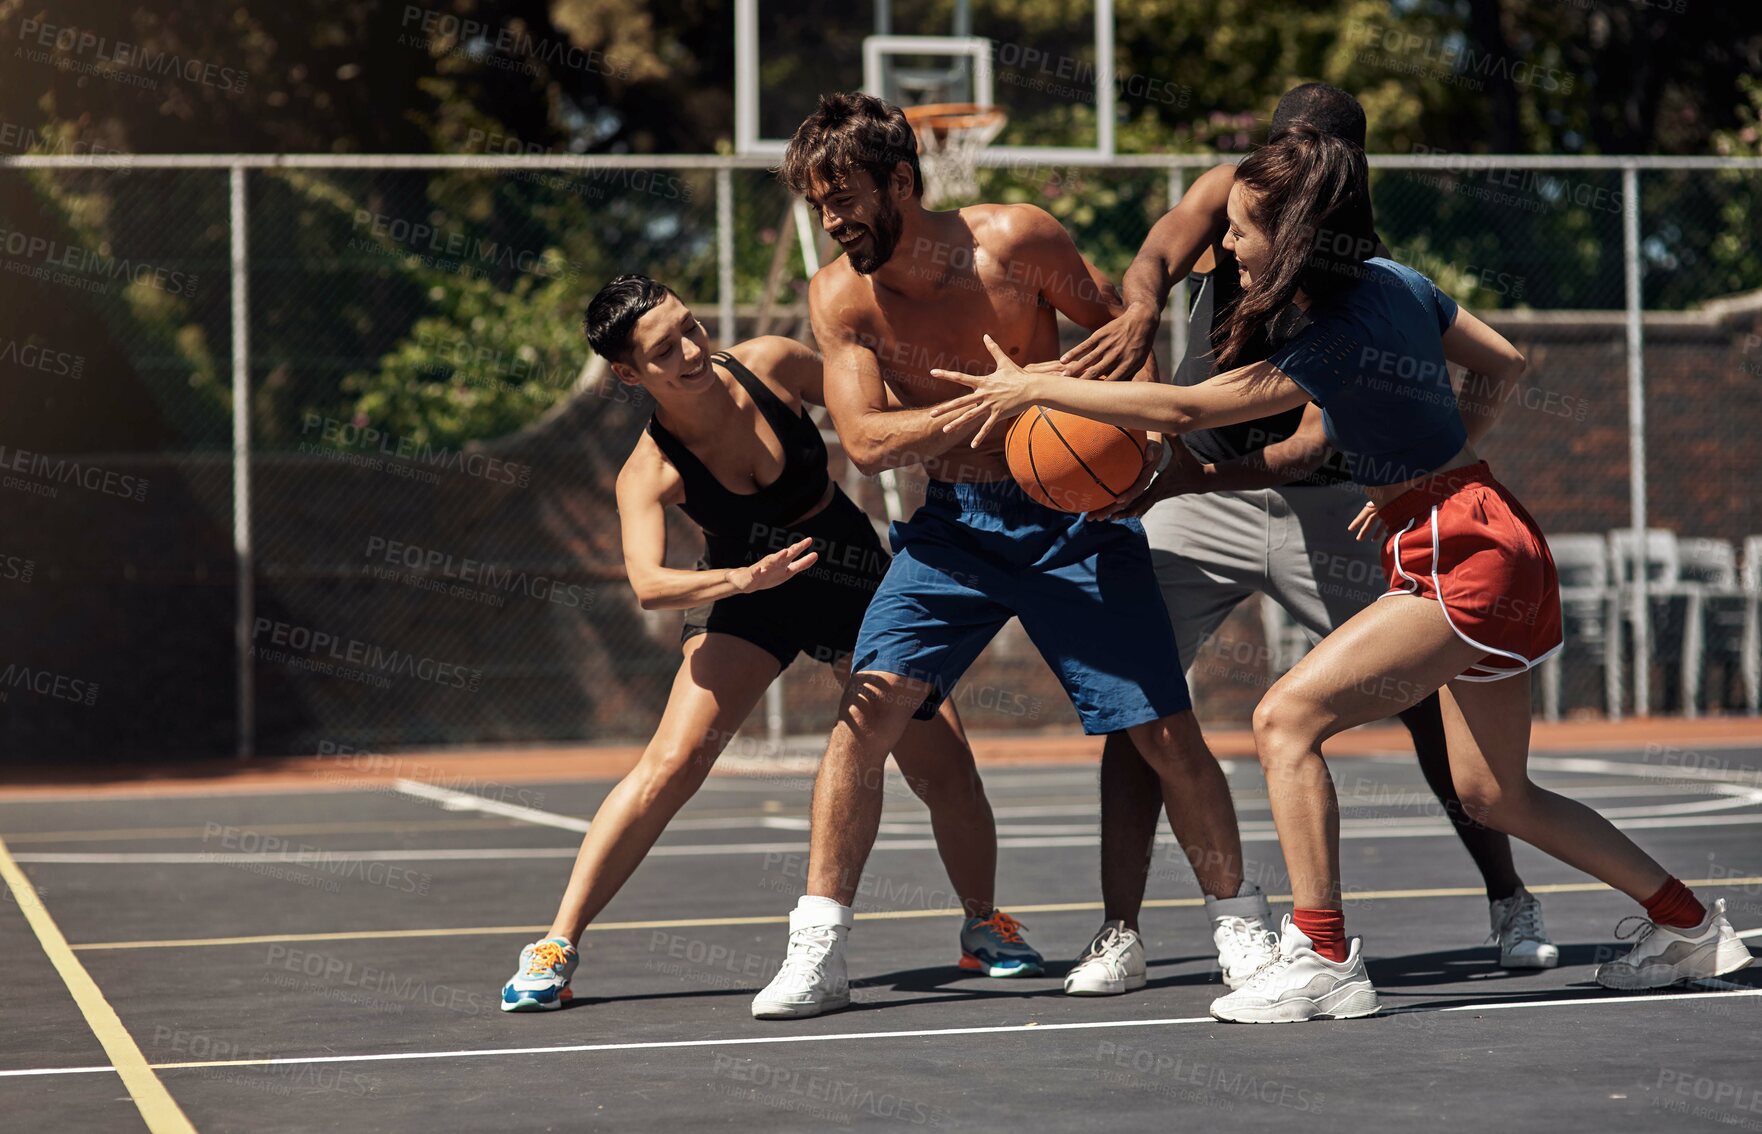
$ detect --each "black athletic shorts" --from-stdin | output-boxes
[681,488,890,669]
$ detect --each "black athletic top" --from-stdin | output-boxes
[645,351,832,544]
[1172,245,1356,488]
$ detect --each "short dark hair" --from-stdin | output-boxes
[1269,82,1367,148]
[583,274,673,364]
[778,91,923,201]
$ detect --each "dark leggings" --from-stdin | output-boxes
[1098,692,1521,928]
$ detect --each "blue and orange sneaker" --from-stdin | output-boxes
[500,937,578,1011]
[959,910,1044,977]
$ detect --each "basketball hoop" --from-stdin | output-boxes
[904,102,1007,208]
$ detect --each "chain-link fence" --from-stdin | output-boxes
[1,152,1759,759]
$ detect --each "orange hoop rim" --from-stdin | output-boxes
[903,102,1008,146]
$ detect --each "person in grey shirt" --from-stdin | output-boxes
[1056,83,1556,996]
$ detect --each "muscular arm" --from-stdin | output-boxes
[932,348,1311,442]
[1011,205,1157,386]
[616,444,814,610]
[1060,163,1238,380]
[1186,402,1332,492]
[741,335,826,407]
[1442,306,1527,447]
[1022,361,1311,435]
[813,275,978,476]
[1118,163,1239,318]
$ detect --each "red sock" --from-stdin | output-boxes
[1292,908,1348,963]
[1643,877,1707,929]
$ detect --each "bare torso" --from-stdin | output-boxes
[827,206,1067,483]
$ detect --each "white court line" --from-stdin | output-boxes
[1531,755,1762,787]
[0,1065,115,1077]
[6,986,1761,1079]
[1437,988,1762,1012]
[391,779,794,834]
[392,779,588,832]
[20,804,1762,865]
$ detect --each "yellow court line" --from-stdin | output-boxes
[68,876,1762,953]
[0,835,198,1134]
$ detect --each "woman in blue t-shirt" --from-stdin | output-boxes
[929,126,1751,1023]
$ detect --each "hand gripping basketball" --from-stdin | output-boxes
[933,337,1148,514]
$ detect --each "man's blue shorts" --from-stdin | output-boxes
[851,478,1192,735]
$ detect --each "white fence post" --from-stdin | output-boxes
[716,167,736,348]
[231,164,255,758]
[1622,163,1650,717]
[1166,165,1187,369]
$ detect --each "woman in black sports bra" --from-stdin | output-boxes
[645,342,890,668]
[498,275,1034,1012]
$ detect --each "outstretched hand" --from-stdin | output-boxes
[1059,305,1160,381]
[728,537,819,594]
[929,335,1043,448]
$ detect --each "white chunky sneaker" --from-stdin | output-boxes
[1209,916,1381,1024]
[751,898,853,1019]
[1489,887,1559,969]
[1063,920,1147,996]
[1595,898,1754,990]
[1206,883,1279,989]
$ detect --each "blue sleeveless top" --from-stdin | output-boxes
[1266,259,1467,487]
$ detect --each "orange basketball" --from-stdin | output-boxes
[1005,407,1147,514]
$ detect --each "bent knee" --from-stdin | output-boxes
[1454,779,1532,827]
[634,746,715,808]
[1251,688,1331,746]
[1128,714,1215,774]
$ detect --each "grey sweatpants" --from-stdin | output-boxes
[1139,483,1383,676]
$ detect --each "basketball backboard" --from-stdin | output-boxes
[733,0,1115,162]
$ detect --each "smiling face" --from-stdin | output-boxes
[1222,182,1273,288]
[612,293,714,395]
[804,167,907,275]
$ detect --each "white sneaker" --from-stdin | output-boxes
[751,898,853,1019]
[1595,898,1754,990]
[1064,920,1147,996]
[1206,884,1279,989]
[1490,887,1559,969]
[1209,916,1381,1024]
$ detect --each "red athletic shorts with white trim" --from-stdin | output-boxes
[1376,461,1563,682]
